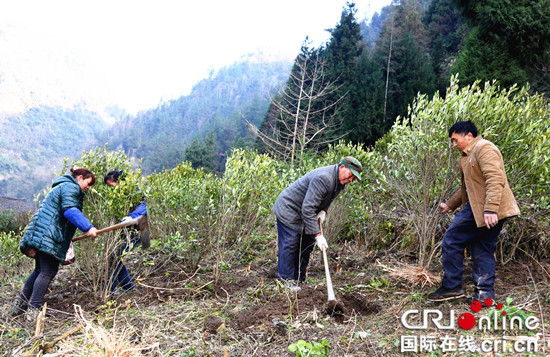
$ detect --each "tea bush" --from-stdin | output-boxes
[0,209,17,233]
[145,161,219,270]
[375,76,550,263]
[216,149,290,263]
[60,146,145,300]
[0,208,31,234]
[145,149,291,273]
[0,231,30,277]
[9,77,543,287]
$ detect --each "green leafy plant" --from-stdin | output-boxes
[0,208,32,234]
[369,277,388,289]
[59,145,145,301]
[0,231,30,277]
[375,76,550,265]
[288,339,330,357]
[488,297,530,327]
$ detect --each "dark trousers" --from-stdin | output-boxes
[277,219,316,282]
[109,234,141,291]
[20,251,59,308]
[441,201,506,299]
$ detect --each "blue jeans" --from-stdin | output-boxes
[277,219,316,282]
[441,201,506,299]
[109,234,141,291]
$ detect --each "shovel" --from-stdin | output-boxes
[318,218,345,316]
[72,216,142,242]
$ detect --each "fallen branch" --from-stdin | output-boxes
[41,323,86,352]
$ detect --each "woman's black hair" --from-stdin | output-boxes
[104,170,124,184]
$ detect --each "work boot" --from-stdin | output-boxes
[427,286,465,302]
[25,306,41,322]
[11,296,28,316]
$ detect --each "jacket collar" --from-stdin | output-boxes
[461,136,483,157]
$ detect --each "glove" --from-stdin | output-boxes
[316,210,326,224]
[120,216,133,224]
[315,235,328,250]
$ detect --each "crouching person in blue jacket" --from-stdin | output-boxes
[14,167,98,321]
[104,170,149,294]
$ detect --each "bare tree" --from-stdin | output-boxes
[247,44,347,166]
[383,10,394,122]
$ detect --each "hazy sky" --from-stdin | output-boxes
[0,0,392,115]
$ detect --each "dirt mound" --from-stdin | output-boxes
[229,286,380,331]
[339,292,381,315]
[204,315,224,334]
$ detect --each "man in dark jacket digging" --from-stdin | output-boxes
[273,157,362,290]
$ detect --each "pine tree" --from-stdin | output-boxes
[202,130,218,173]
[451,0,550,91]
[184,138,204,170]
[323,2,364,142]
[184,131,218,174]
[369,1,436,129]
[423,0,468,94]
[353,49,386,145]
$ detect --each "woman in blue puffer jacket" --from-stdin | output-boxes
[13,167,98,320]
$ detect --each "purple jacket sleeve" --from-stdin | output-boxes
[64,207,93,232]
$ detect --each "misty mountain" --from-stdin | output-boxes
[95,57,292,173]
[0,105,109,200]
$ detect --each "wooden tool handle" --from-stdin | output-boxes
[318,218,336,302]
[322,245,336,301]
[72,217,140,242]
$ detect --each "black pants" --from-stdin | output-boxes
[20,251,59,308]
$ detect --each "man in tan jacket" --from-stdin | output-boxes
[428,121,520,303]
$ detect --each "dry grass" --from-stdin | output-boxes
[376,259,440,288]
[2,250,549,356]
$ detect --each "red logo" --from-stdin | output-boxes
[458,298,504,329]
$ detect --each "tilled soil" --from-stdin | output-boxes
[1,250,549,356]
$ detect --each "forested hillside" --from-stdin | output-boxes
[0,105,108,200]
[255,0,549,162]
[1,0,548,199]
[96,58,292,174]
[1,1,550,354]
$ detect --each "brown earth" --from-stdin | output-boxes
[1,248,549,356]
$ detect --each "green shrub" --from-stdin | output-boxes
[145,161,219,270]
[0,208,33,234]
[216,149,289,263]
[60,146,145,300]
[0,231,30,278]
[374,76,550,264]
[145,149,290,273]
